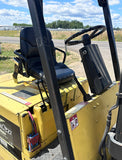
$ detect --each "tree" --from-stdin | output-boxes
[46,20,85,29]
[84,25,90,29]
[70,20,83,29]
[13,23,32,27]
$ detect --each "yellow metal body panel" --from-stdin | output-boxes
[33,104,57,143]
[66,82,119,160]
[0,145,18,160]
[0,73,88,159]
[19,105,57,159]
[0,73,119,160]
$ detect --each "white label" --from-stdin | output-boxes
[1,92,31,106]
[70,114,79,130]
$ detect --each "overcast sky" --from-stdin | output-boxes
[0,0,122,28]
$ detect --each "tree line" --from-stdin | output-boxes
[13,23,32,27]
[46,20,89,29]
[13,21,121,30]
[13,20,90,29]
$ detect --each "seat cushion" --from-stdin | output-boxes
[29,62,75,84]
[54,63,75,84]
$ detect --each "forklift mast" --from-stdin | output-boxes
[98,0,120,81]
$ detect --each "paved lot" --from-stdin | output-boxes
[0,36,19,43]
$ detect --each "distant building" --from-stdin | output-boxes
[0,26,22,31]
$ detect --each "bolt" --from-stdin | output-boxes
[57,130,62,135]
[82,50,87,55]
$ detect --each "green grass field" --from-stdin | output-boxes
[0,43,19,74]
[0,30,20,37]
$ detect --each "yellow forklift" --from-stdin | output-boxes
[0,0,121,159]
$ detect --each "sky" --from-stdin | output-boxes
[0,0,122,28]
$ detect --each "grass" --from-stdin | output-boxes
[114,30,122,42]
[0,30,122,41]
[0,43,20,74]
[56,50,79,65]
[0,30,20,37]
[51,30,77,40]
[0,58,14,74]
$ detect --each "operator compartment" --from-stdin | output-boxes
[0,73,88,159]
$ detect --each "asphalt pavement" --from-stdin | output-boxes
[0,36,121,53]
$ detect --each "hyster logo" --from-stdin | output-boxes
[0,123,12,136]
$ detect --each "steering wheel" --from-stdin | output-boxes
[65,25,106,46]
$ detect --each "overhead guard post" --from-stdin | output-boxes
[27,0,74,159]
[115,72,122,142]
[98,0,120,81]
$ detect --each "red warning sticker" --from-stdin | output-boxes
[70,114,79,131]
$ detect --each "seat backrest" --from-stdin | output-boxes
[20,27,55,59]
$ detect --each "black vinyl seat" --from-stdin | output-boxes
[13,27,75,84]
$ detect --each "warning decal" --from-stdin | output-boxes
[1,92,31,106]
[70,114,79,131]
